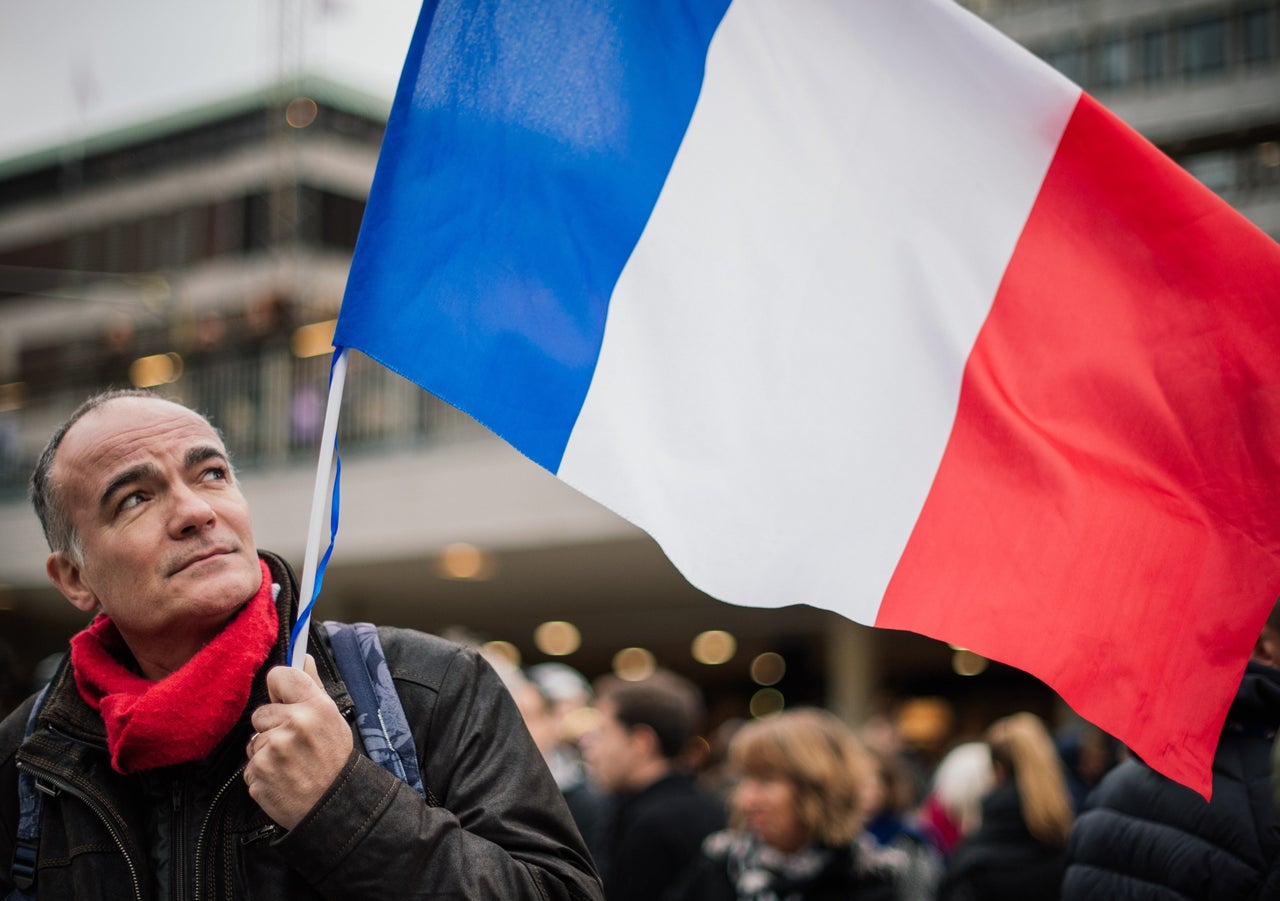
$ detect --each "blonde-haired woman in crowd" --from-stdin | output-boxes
[669,708,933,901]
[938,712,1075,901]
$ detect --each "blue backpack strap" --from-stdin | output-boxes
[8,684,50,901]
[321,621,426,799]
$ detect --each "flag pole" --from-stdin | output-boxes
[289,346,349,668]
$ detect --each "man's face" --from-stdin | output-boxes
[580,697,642,793]
[46,397,261,671]
[512,680,556,757]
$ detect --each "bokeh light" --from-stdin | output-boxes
[750,651,786,686]
[749,688,785,718]
[691,629,736,665]
[612,647,656,681]
[534,620,581,656]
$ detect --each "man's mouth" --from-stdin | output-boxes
[169,545,234,576]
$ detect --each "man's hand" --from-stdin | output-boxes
[245,654,354,830]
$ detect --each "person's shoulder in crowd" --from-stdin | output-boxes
[1063,655,1280,901]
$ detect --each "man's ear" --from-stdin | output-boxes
[46,552,99,613]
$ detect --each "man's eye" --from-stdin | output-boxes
[200,467,228,482]
[118,492,145,512]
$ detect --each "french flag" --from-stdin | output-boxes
[335,0,1280,797]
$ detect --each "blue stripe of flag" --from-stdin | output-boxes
[335,0,733,471]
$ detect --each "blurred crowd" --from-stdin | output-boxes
[484,610,1280,901]
[484,655,1091,901]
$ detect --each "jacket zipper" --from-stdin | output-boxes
[16,759,145,901]
[173,782,187,901]
[192,765,245,901]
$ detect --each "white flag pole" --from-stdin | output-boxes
[290,347,349,668]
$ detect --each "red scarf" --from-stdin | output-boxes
[70,559,279,774]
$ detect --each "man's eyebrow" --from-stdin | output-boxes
[99,462,160,510]
[186,445,229,469]
[98,446,230,509]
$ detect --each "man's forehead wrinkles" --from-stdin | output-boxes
[58,410,224,505]
[71,415,218,464]
[90,430,226,481]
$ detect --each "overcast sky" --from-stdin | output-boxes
[0,0,421,162]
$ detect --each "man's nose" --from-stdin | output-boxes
[169,483,216,535]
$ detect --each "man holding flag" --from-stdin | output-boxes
[0,390,603,900]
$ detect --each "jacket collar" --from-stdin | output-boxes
[1229,661,1280,730]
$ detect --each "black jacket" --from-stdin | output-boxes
[1061,661,1280,901]
[0,551,602,900]
[600,771,725,901]
[938,781,1066,901]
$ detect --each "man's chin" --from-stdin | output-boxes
[172,556,262,607]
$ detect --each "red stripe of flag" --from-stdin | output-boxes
[878,94,1280,799]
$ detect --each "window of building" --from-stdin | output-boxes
[104,221,131,273]
[1178,17,1229,77]
[1241,7,1277,66]
[1140,28,1168,83]
[319,191,366,250]
[152,210,185,270]
[0,239,62,301]
[242,192,271,253]
[207,198,246,257]
[1092,33,1130,89]
[136,217,161,272]
[0,185,369,298]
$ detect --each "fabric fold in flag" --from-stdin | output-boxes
[336,0,1280,799]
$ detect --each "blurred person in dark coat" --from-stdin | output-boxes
[939,712,1074,901]
[581,668,725,901]
[506,666,607,868]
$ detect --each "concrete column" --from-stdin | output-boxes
[823,614,877,726]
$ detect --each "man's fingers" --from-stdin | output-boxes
[266,658,324,705]
[251,705,281,735]
[243,652,354,830]
[302,653,323,689]
[252,659,328,734]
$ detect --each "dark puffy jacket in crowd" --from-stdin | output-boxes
[1061,661,1280,901]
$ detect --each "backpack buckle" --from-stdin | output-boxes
[11,837,38,890]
